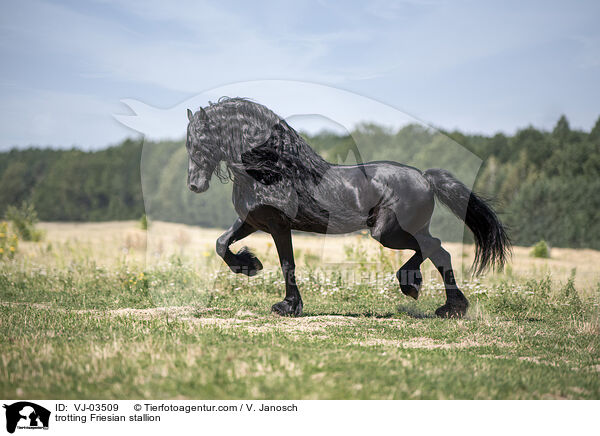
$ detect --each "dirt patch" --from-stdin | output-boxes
[479,354,560,367]
[104,306,253,328]
[105,307,357,331]
[517,356,559,366]
[245,315,356,335]
[192,317,253,327]
[357,336,509,349]
[1,302,237,326]
[105,306,197,320]
[0,303,509,348]
[1,301,53,310]
[235,309,258,317]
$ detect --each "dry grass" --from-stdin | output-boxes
[3,221,600,399]
[23,221,600,293]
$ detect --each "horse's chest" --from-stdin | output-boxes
[232,180,299,221]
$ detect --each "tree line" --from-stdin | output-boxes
[1,115,598,249]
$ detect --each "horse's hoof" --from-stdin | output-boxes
[240,258,263,276]
[435,300,468,319]
[400,283,420,300]
[229,264,262,276]
[271,299,303,317]
[231,248,263,276]
[253,257,264,271]
[398,271,422,300]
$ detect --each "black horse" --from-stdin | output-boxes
[186,98,510,318]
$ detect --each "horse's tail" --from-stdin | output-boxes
[423,168,511,275]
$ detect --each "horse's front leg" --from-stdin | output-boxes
[216,218,262,276]
[270,227,303,317]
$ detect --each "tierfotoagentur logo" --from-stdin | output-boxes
[2,402,50,433]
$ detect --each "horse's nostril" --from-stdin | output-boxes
[189,179,209,193]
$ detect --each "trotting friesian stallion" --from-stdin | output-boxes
[186,98,510,318]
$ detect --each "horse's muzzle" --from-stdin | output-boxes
[188,180,209,193]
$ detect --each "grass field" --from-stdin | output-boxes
[1,221,599,399]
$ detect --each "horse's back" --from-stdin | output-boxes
[305,161,434,234]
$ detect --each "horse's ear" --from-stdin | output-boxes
[199,107,209,121]
[187,109,193,122]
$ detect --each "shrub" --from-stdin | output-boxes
[561,269,582,313]
[5,201,44,242]
[0,221,18,259]
[140,213,148,230]
[530,239,550,258]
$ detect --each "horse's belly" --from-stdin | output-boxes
[290,200,368,234]
[290,215,364,234]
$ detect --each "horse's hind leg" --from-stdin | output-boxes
[216,218,263,276]
[371,208,468,317]
[397,252,424,300]
[427,243,469,318]
[413,232,469,318]
[370,208,424,299]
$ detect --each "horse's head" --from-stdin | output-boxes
[186,107,221,193]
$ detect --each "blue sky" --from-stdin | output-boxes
[1,0,599,149]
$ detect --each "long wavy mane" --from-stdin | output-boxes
[195,97,332,186]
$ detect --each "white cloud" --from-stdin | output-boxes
[116,80,423,139]
[1,0,599,147]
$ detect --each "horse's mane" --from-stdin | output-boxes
[198,97,331,186]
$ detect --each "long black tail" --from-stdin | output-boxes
[423,168,511,275]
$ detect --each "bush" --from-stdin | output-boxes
[5,201,44,242]
[561,269,582,313]
[0,221,18,259]
[140,214,148,230]
[530,240,550,258]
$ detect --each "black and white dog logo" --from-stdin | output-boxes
[3,402,50,433]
